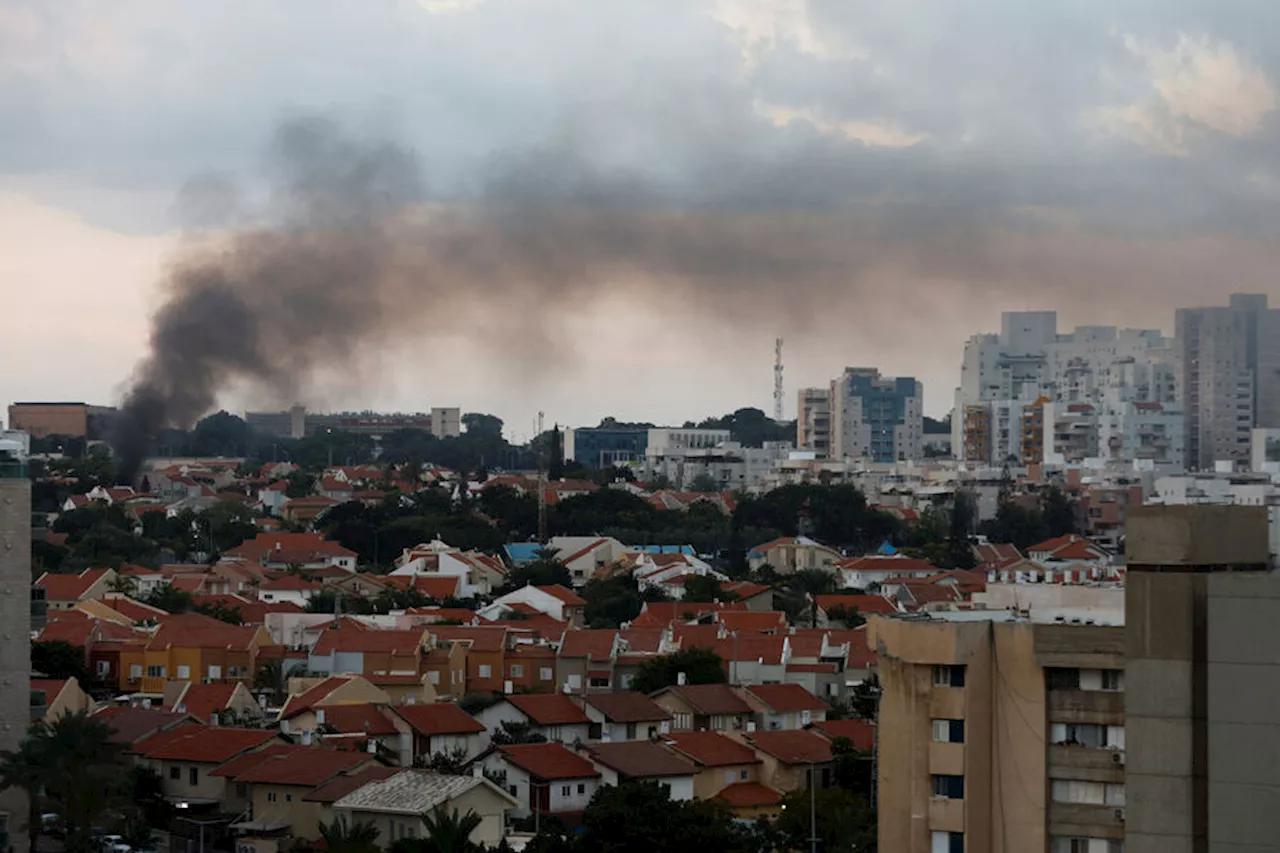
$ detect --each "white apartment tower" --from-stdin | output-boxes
[829,367,923,463]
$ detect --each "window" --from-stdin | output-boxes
[96,660,111,676]
[510,664,524,678]
[740,769,749,780]
[724,770,736,784]
[1050,839,1120,853]
[228,666,247,678]
[176,665,190,680]
[169,767,180,780]
[577,784,586,795]
[931,774,965,799]
[428,670,440,685]
[1052,780,1104,804]
[567,674,582,689]
[268,792,278,803]
[1047,668,1081,690]
[146,665,166,678]
[207,665,222,680]
[1101,670,1124,692]
[561,786,571,797]
[285,794,293,803]
[710,715,727,731]
[931,830,964,853]
[1051,723,1119,749]
[540,667,554,681]
[188,768,198,785]
[932,665,966,687]
[673,712,692,730]
[1105,784,1125,806]
[932,719,965,744]
[478,664,492,679]
[129,664,142,681]
[236,784,248,799]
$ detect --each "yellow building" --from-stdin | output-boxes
[868,610,1126,853]
[120,613,273,695]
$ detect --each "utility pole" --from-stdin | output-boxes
[809,764,819,853]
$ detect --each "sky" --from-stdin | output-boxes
[4,0,1280,439]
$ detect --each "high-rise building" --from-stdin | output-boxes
[828,367,923,463]
[796,387,831,456]
[0,444,32,853]
[1124,505,1275,852]
[7,402,116,439]
[1176,302,1256,470]
[869,603,1126,852]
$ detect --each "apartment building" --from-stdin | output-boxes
[868,606,1126,853]
[829,367,924,463]
[0,450,31,853]
[1177,300,1256,469]
[797,387,832,456]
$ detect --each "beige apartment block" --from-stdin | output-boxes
[869,610,1126,853]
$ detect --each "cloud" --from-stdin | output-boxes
[753,99,927,147]
[1098,32,1277,155]
[712,0,864,67]
[417,0,486,13]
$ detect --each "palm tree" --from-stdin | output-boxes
[318,817,380,853]
[784,568,837,628]
[0,727,49,853]
[419,805,482,853]
[107,575,137,596]
[255,659,307,708]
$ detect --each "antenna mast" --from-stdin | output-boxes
[773,338,785,422]
[536,411,547,544]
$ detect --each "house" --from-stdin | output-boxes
[128,723,283,806]
[834,556,942,591]
[810,718,876,753]
[478,584,586,627]
[1027,534,1112,566]
[307,626,429,678]
[328,572,393,600]
[224,532,358,573]
[504,643,560,693]
[713,634,791,686]
[419,641,470,699]
[541,536,632,587]
[306,702,405,758]
[332,770,519,848]
[392,702,488,763]
[972,540,1022,570]
[746,536,841,574]
[482,743,602,819]
[783,629,857,702]
[30,678,95,721]
[99,594,170,624]
[123,613,273,694]
[213,744,380,840]
[740,729,834,793]
[429,627,508,694]
[36,568,117,610]
[258,574,324,606]
[583,741,697,798]
[628,600,746,629]
[812,594,899,628]
[281,495,341,525]
[162,682,263,725]
[95,706,194,747]
[661,731,765,800]
[741,684,829,731]
[389,539,509,597]
[650,684,753,733]
[556,629,620,693]
[714,610,788,635]
[381,573,463,601]
[278,676,392,735]
[475,694,592,746]
[299,765,401,833]
[582,692,672,742]
[714,779,784,819]
[721,581,774,611]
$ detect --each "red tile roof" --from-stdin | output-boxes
[95,706,192,744]
[744,730,833,764]
[584,692,672,724]
[209,743,297,778]
[715,611,788,633]
[618,629,663,654]
[165,683,239,723]
[280,676,361,719]
[585,741,696,779]
[715,781,781,807]
[303,765,401,803]
[722,581,770,601]
[498,743,600,781]
[713,635,786,665]
[133,724,279,763]
[36,568,110,601]
[30,679,68,702]
[224,745,372,786]
[813,594,898,616]
[393,703,486,736]
[631,601,746,628]
[318,703,399,736]
[812,719,875,752]
[835,556,941,575]
[430,626,507,653]
[101,596,169,622]
[312,627,427,656]
[147,613,261,651]
[672,623,722,650]
[655,684,751,715]
[664,731,760,767]
[261,574,323,592]
[535,585,586,606]
[744,684,830,713]
[506,693,591,725]
[224,532,356,564]
[558,630,617,662]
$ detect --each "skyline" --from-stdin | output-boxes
[5,0,1280,432]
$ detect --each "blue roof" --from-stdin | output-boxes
[634,545,695,556]
[876,541,899,556]
[503,543,542,565]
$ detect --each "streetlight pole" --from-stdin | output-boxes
[809,764,819,853]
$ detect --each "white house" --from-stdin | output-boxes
[476,585,585,624]
[835,555,941,590]
[584,741,697,800]
[476,743,601,819]
[334,770,519,849]
[542,536,632,587]
[257,574,324,606]
[389,539,508,597]
[473,694,592,746]
[582,692,673,742]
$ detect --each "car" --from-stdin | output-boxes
[97,834,131,853]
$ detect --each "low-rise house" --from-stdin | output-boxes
[479,585,585,627]
[333,769,519,848]
[713,634,790,686]
[741,684,829,731]
[96,706,194,747]
[544,536,631,587]
[812,594,899,628]
[299,765,400,831]
[583,692,672,742]
[308,626,429,679]
[475,694,592,746]
[258,575,324,607]
[224,532,357,573]
[391,702,488,763]
[281,495,340,525]
[482,743,602,819]
[556,629,620,693]
[123,613,273,694]
[310,703,406,758]
[36,568,117,611]
[721,581,774,611]
[1026,534,1113,567]
[583,741,697,799]
[420,642,469,699]
[662,731,765,800]
[98,594,170,624]
[740,729,834,793]
[389,539,509,597]
[715,610,788,635]
[163,682,263,725]
[278,675,392,736]
[810,718,875,752]
[129,723,283,807]
[835,556,941,591]
[746,536,841,574]
[30,678,94,721]
[214,744,380,840]
[504,643,559,693]
[429,627,508,694]
[650,684,753,733]
[628,600,746,629]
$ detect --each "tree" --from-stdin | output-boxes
[687,472,721,493]
[142,584,192,614]
[417,746,469,775]
[255,659,308,708]
[945,490,978,569]
[387,805,483,853]
[1041,485,1078,538]
[581,575,643,628]
[850,673,882,720]
[499,549,572,592]
[824,604,865,629]
[781,568,837,628]
[490,721,547,746]
[461,413,504,438]
[32,640,91,683]
[628,648,727,694]
[193,600,244,624]
[318,816,381,853]
[680,574,726,603]
[0,728,46,853]
[767,786,876,853]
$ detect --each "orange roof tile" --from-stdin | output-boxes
[745,730,834,764]
[655,684,750,715]
[664,731,759,767]
[134,724,279,763]
[585,741,696,779]
[166,683,239,723]
[280,676,361,719]
[36,568,109,601]
[584,692,672,724]
[303,765,401,803]
[715,611,788,633]
[312,628,427,656]
[498,743,600,781]
[226,746,372,786]
[558,630,617,662]
[506,693,591,726]
[317,703,399,736]
[430,626,507,653]
[812,719,875,752]
[147,613,261,652]
[744,684,829,713]
[715,781,782,807]
[392,703,486,736]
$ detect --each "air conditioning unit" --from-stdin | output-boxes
[1115,808,1125,822]
[1112,752,1125,765]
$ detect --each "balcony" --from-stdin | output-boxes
[928,797,965,832]
[1048,745,1125,782]
[929,741,965,776]
[1048,802,1126,840]
[0,458,27,479]
[1047,689,1124,725]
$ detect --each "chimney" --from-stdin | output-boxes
[366,739,378,754]
[301,730,312,745]
[677,672,687,686]
[316,709,326,725]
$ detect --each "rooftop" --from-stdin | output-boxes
[498,743,600,781]
[585,741,696,779]
[664,731,760,767]
[584,692,672,724]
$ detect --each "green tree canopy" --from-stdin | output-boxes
[628,647,727,694]
[32,640,91,684]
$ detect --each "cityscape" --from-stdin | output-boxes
[7,2,1280,853]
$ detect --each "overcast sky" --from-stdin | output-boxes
[4,0,1280,438]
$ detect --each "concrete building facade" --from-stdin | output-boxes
[7,402,116,439]
[1177,302,1256,470]
[829,367,923,463]
[0,454,32,853]
[796,387,832,456]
